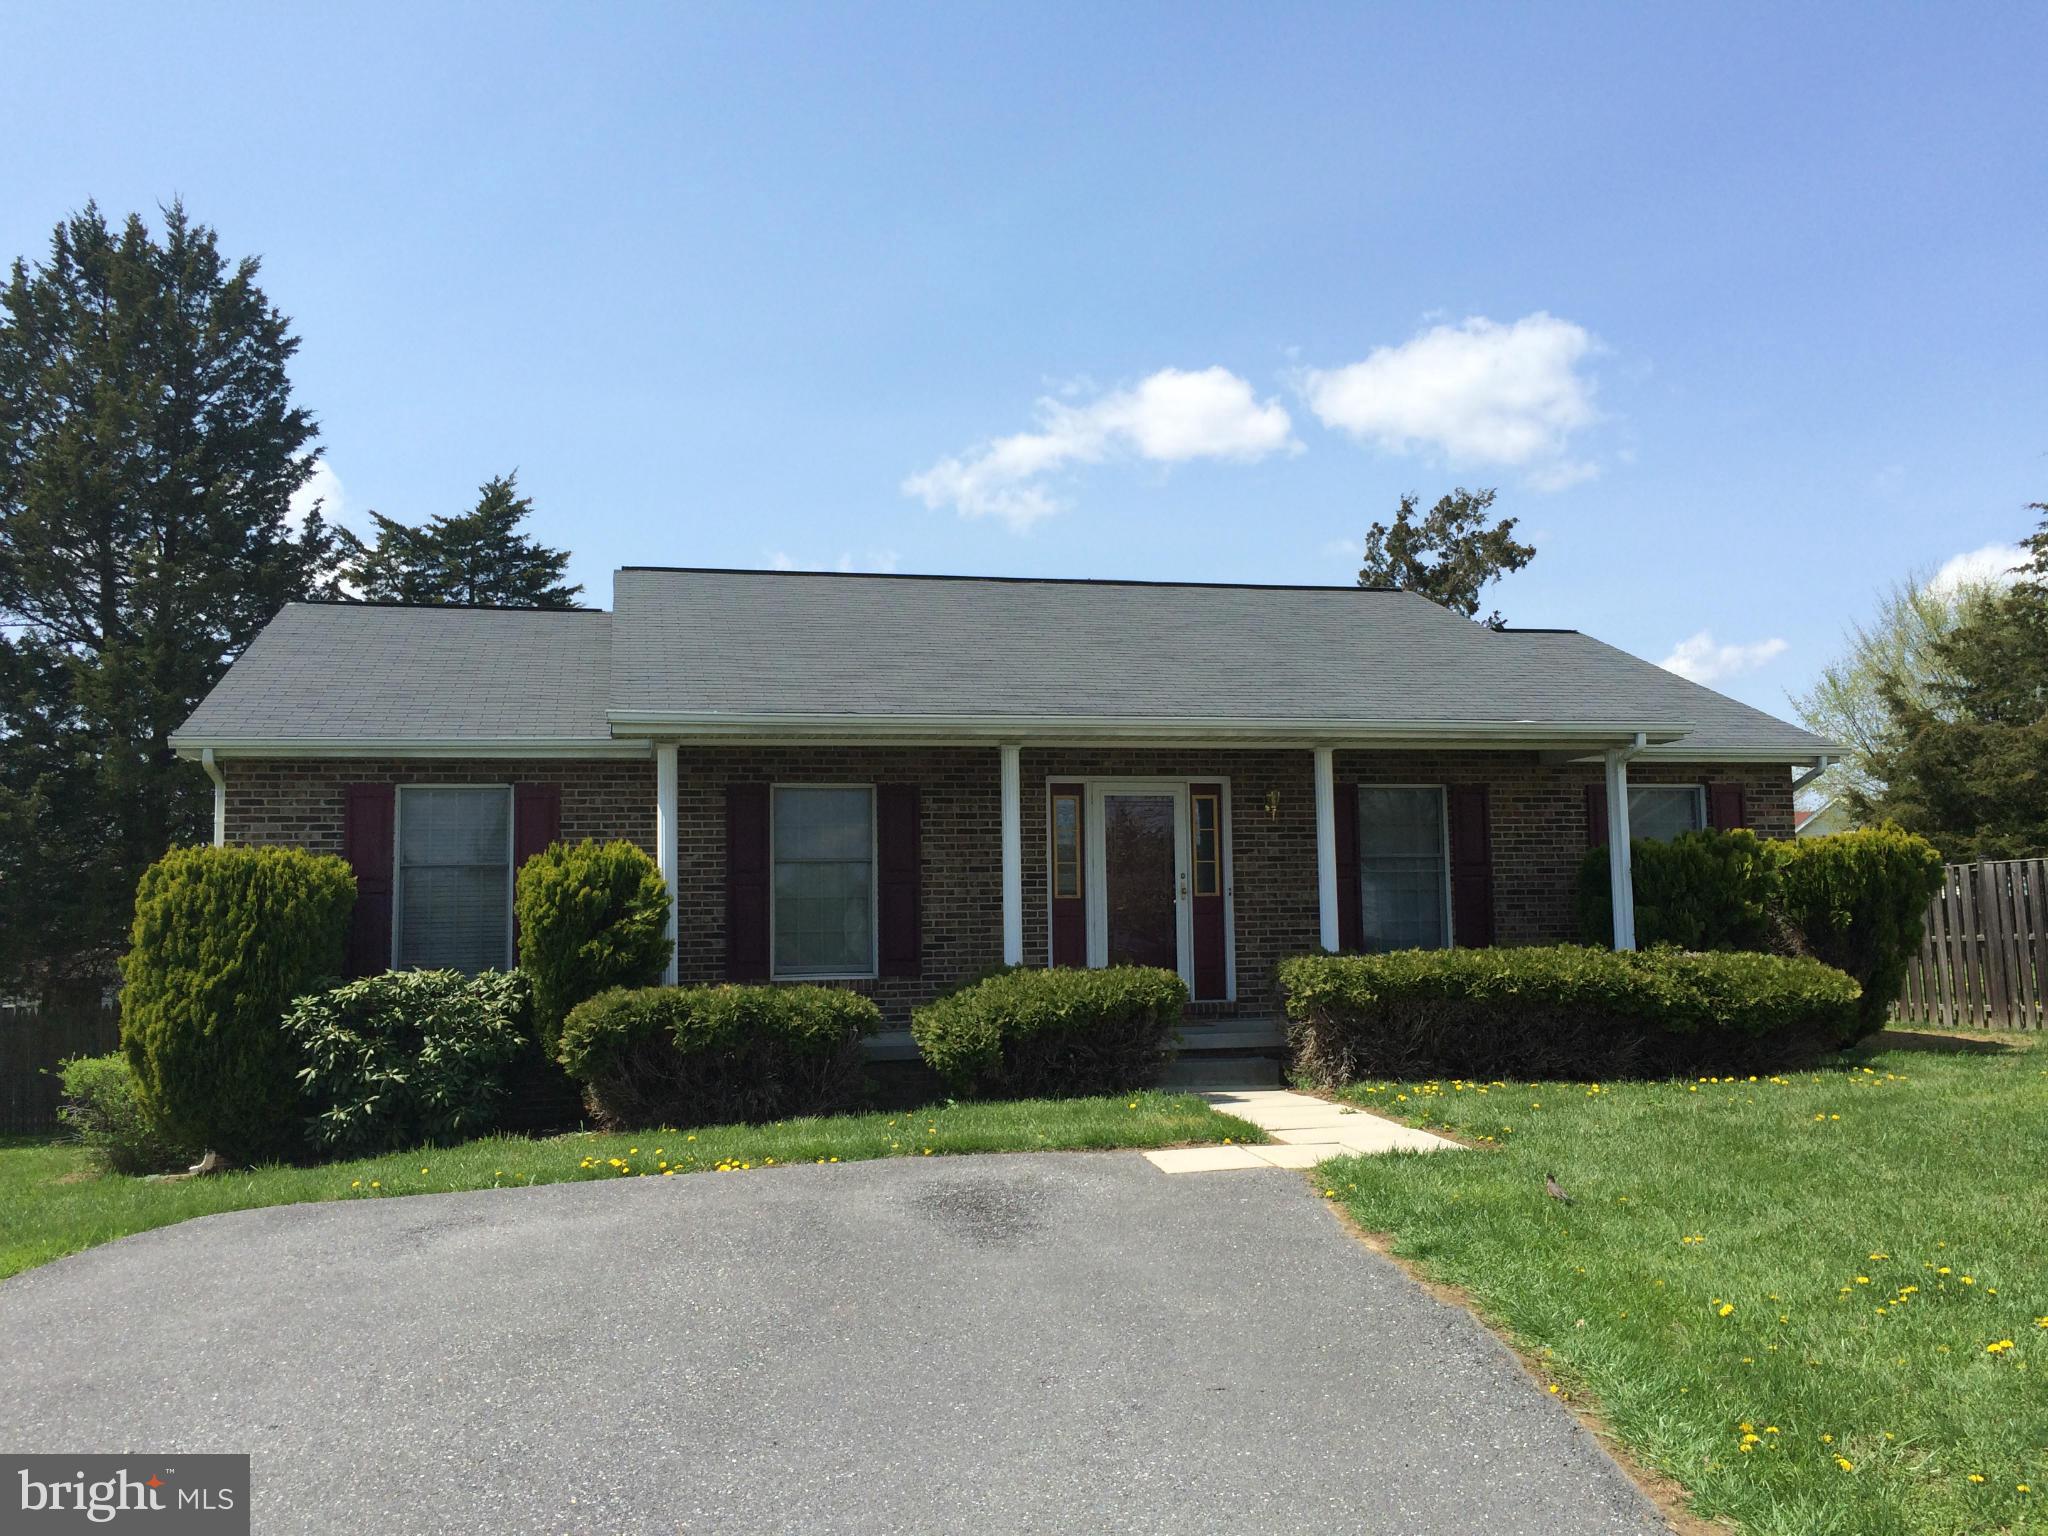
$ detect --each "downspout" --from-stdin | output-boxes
[201,748,226,848]
[1791,755,1833,795]
[1604,732,1647,951]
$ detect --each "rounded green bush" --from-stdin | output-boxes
[284,969,533,1157]
[911,966,1188,1099]
[56,1052,196,1175]
[1575,828,1775,951]
[515,838,672,1056]
[559,983,879,1130]
[1279,945,1860,1085]
[119,845,355,1162]
[1771,826,1944,1040]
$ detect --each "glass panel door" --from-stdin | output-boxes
[1101,793,1179,969]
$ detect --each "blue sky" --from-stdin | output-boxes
[3,1,2043,716]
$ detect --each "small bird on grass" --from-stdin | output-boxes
[1544,1173,1574,1205]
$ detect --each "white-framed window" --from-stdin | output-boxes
[771,785,876,979]
[1628,785,1706,843]
[394,786,512,973]
[1358,786,1451,951]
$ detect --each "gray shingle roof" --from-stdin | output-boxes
[171,604,614,748]
[173,571,1831,761]
[608,568,1829,756]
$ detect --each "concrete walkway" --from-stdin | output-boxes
[1142,1087,1462,1172]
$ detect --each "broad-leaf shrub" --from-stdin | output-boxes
[1280,946,1860,1084]
[120,845,355,1162]
[56,1053,196,1175]
[284,970,532,1156]
[516,839,672,1056]
[1575,829,1775,951]
[1772,827,1944,1040]
[911,966,1187,1098]
[558,984,879,1129]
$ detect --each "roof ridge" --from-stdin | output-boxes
[618,565,1408,595]
[284,600,607,615]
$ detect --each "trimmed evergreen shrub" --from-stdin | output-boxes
[558,984,879,1129]
[120,845,355,1162]
[56,1053,196,1175]
[1771,827,1945,1040]
[911,966,1188,1098]
[515,839,672,1056]
[284,970,533,1157]
[1279,946,1861,1084]
[1575,828,1775,951]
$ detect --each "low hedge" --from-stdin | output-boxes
[56,1053,197,1176]
[911,966,1187,1098]
[284,970,533,1157]
[558,984,880,1129]
[1279,946,1861,1084]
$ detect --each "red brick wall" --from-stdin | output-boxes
[223,747,1793,1025]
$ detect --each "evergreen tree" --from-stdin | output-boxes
[1861,502,2048,860]
[1356,487,1534,628]
[337,472,581,607]
[0,202,336,1000]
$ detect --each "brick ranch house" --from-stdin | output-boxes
[170,568,1836,1055]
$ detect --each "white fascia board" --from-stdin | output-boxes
[605,711,1696,749]
[173,737,655,761]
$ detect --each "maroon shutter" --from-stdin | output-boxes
[341,783,396,978]
[511,783,562,956]
[876,784,921,978]
[1333,781,1363,951]
[1447,785,1496,948]
[1707,782,1747,831]
[725,783,770,980]
[1050,783,1086,967]
[1584,784,1609,848]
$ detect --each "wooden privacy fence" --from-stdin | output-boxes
[1895,858,2048,1031]
[0,1003,121,1135]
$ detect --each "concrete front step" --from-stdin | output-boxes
[1159,1054,1283,1089]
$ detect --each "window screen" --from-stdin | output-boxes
[1358,787,1448,951]
[1628,786,1705,843]
[773,787,875,977]
[396,787,511,973]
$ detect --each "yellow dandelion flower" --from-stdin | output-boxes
[1968,1473,1985,1484]
[1835,1456,1854,1472]
[1718,1303,1734,1317]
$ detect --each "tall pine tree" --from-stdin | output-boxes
[337,472,581,607]
[0,202,337,1000]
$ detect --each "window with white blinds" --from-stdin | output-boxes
[1628,785,1705,843]
[394,787,512,973]
[1358,786,1450,951]
[772,786,875,978]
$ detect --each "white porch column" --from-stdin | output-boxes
[1000,743,1023,966]
[655,741,680,984]
[1603,747,1637,951]
[202,748,226,847]
[1313,745,1340,952]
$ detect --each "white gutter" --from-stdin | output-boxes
[172,738,656,761]
[603,711,1697,748]
[200,748,226,847]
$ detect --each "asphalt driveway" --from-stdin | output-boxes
[1,1154,1668,1535]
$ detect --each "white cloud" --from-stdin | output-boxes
[1928,542,2025,596]
[1659,630,1789,685]
[765,549,901,574]
[903,366,1296,532]
[1300,312,1600,487]
[288,458,345,531]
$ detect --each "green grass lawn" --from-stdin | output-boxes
[1319,1032,2047,1536]
[0,1091,1262,1282]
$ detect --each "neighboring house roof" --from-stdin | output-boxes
[172,569,1837,762]
[170,604,621,754]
